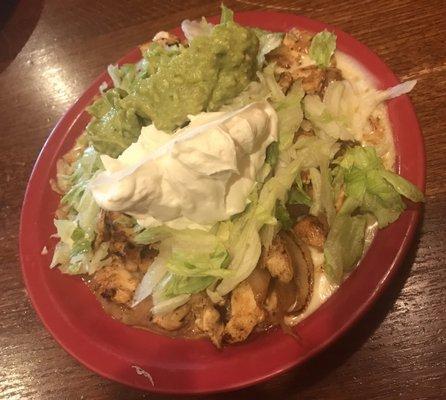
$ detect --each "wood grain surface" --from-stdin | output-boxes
[1,0,445,399]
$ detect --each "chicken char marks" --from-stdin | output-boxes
[267,28,342,96]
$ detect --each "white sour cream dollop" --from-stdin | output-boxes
[89,101,278,229]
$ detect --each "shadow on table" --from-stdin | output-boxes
[0,0,43,73]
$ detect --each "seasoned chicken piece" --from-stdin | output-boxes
[189,294,224,347]
[106,212,136,243]
[293,216,327,250]
[152,303,190,331]
[321,66,344,92]
[268,28,341,95]
[90,264,138,305]
[277,71,294,93]
[224,281,264,343]
[269,28,313,66]
[151,303,190,331]
[264,236,294,283]
[152,31,180,47]
[299,67,326,94]
[195,306,224,347]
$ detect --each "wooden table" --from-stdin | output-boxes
[1,0,445,398]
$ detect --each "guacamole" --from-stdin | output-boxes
[122,20,259,132]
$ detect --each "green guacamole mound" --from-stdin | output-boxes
[122,20,259,132]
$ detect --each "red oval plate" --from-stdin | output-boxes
[20,11,425,395]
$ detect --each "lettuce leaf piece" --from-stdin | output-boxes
[275,82,304,151]
[151,293,191,315]
[155,229,231,299]
[253,28,283,67]
[134,226,172,245]
[324,212,367,283]
[309,167,322,217]
[380,170,425,203]
[70,226,92,257]
[288,185,312,206]
[162,274,216,297]
[164,230,231,276]
[309,30,336,68]
[166,246,231,279]
[259,62,285,103]
[50,242,71,269]
[275,201,293,230]
[320,159,336,225]
[291,135,340,170]
[336,146,424,228]
[53,219,77,246]
[86,88,142,158]
[132,255,168,306]
[221,79,271,110]
[265,141,279,168]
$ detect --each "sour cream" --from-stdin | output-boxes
[89,101,278,229]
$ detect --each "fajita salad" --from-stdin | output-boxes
[50,5,424,346]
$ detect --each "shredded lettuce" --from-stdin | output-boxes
[324,209,367,283]
[221,80,271,110]
[151,294,191,315]
[336,146,424,228]
[304,79,417,142]
[165,230,231,278]
[323,145,424,283]
[134,226,172,245]
[256,63,305,153]
[309,30,337,68]
[51,148,109,274]
[217,158,301,295]
[132,229,231,308]
[380,170,425,203]
[132,255,168,306]
[282,135,339,224]
[259,63,285,103]
[275,82,305,151]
